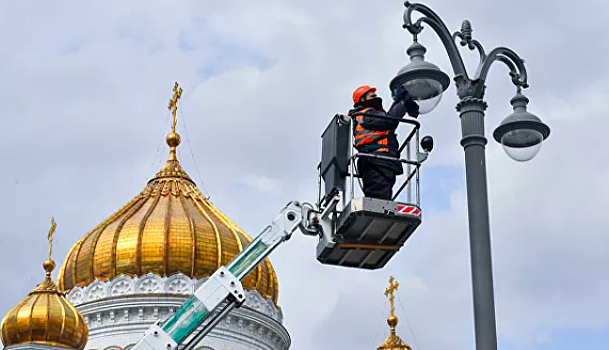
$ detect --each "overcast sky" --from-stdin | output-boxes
[1,1,608,350]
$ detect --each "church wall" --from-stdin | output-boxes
[74,294,289,350]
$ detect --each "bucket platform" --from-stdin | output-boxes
[315,113,428,270]
[316,197,421,269]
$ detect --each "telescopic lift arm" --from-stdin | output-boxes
[131,201,320,350]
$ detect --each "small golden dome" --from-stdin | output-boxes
[376,315,412,350]
[1,252,88,349]
[58,130,279,303]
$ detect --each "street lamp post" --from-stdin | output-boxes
[389,2,551,350]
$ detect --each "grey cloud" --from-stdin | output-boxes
[2,0,608,350]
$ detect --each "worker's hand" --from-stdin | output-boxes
[393,85,409,102]
[394,85,419,117]
[404,98,419,118]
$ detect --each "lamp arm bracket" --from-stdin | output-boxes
[452,18,487,73]
[475,47,529,89]
[403,1,469,80]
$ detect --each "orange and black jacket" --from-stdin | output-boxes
[348,100,408,158]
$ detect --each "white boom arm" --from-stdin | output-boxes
[131,201,312,350]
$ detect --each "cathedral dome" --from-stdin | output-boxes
[57,130,278,303]
[1,232,88,350]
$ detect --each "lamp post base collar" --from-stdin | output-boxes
[460,135,488,148]
[456,97,488,112]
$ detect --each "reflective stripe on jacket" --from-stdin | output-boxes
[348,101,408,174]
[353,107,391,153]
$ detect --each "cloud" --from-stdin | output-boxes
[238,174,282,194]
[1,1,608,350]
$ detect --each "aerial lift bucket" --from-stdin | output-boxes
[316,113,427,269]
[316,197,421,269]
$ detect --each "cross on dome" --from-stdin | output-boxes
[166,81,183,161]
[377,276,412,350]
[167,81,183,134]
[385,275,400,317]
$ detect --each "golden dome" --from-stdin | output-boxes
[58,107,278,303]
[376,315,412,350]
[1,223,89,349]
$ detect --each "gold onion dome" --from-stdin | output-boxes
[1,220,88,349]
[58,83,278,303]
[377,315,412,350]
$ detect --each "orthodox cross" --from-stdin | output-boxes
[167,81,183,133]
[47,217,57,260]
[384,275,400,316]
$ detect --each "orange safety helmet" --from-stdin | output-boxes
[352,85,377,104]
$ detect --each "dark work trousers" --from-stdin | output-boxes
[357,157,398,200]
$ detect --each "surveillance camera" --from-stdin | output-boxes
[421,135,434,152]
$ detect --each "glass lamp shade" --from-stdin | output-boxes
[493,92,550,162]
[389,42,449,115]
[413,89,443,114]
[500,128,544,161]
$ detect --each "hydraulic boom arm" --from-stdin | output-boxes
[129,158,423,350]
[131,201,309,350]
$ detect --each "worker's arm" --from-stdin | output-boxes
[357,106,403,131]
[386,100,409,121]
[355,90,419,131]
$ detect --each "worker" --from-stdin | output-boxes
[348,84,420,200]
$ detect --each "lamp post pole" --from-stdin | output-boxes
[458,97,497,350]
[390,3,551,350]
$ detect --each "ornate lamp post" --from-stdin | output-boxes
[390,2,551,350]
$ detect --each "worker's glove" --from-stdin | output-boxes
[393,85,409,102]
[394,85,419,117]
[404,98,420,118]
